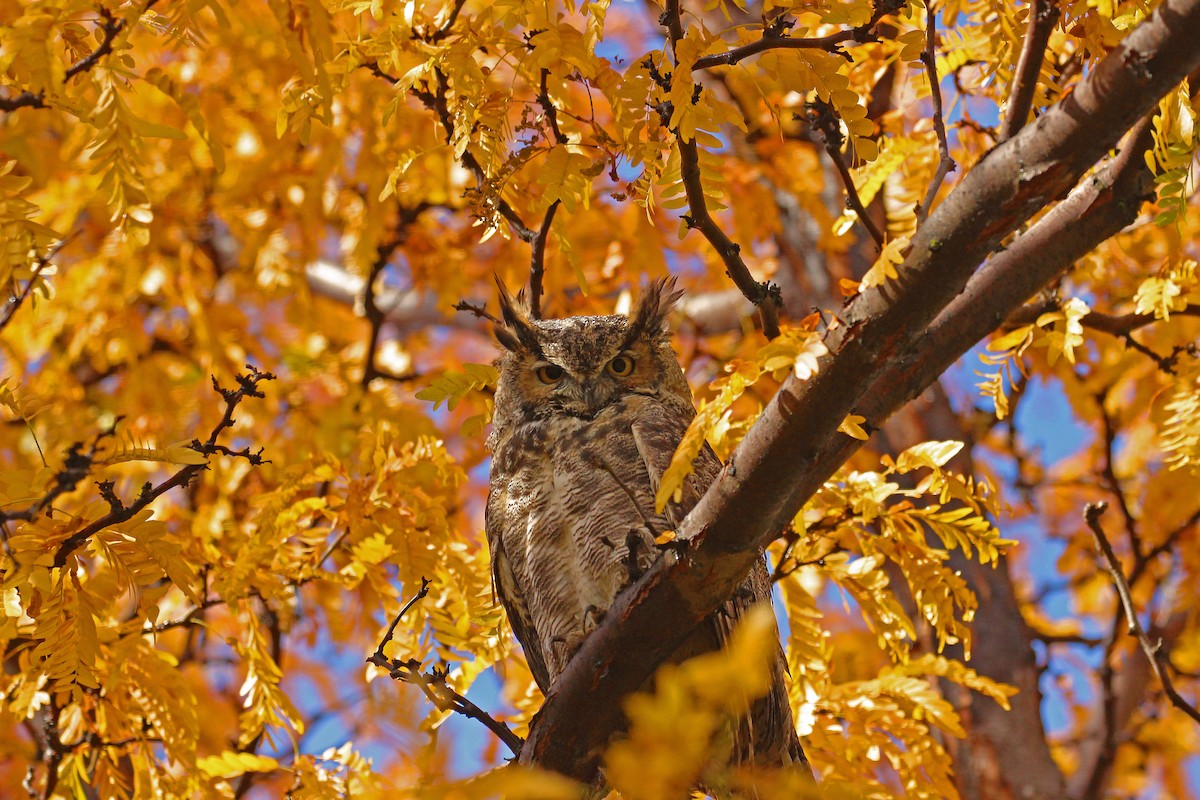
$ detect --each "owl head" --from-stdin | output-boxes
[489,277,692,427]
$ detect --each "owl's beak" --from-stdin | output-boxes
[581,384,608,417]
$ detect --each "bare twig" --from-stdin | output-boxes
[0,236,76,332]
[1094,395,1142,561]
[1140,506,1200,571]
[367,578,526,756]
[538,69,567,146]
[452,300,504,325]
[917,0,956,224]
[145,597,226,634]
[373,577,433,657]
[1034,632,1105,647]
[50,366,275,567]
[807,99,886,250]
[1006,299,1199,373]
[529,202,559,320]
[661,2,783,338]
[675,134,782,337]
[527,70,567,319]
[362,205,429,388]
[0,423,119,525]
[1085,503,1200,726]
[1007,303,1200,334]
[0,2,160,113]
[1000,0,1061,142]
[365,63,535,242]
[691,0,907,70]
[418,71,537,242]
[426,0,468,42]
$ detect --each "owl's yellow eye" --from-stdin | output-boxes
[535,364,565,384]
[606,354,635,377]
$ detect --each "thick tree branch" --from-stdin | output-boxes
[518,0,1195,775]
[1000,0,1061,142]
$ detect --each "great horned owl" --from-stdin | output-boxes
[485,276,807,769]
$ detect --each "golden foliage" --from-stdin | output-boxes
[1,0,1198,796]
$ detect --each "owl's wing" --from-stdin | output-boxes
[629,409,722,532]
[486,481,553,692]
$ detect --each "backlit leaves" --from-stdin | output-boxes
[2,0,1198,796]
[1148,80,1198,227]
[605,605,781,799]
[1135,259,1200,320]
[1160,358,1200,472]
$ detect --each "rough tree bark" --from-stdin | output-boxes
[517,0,1200,781]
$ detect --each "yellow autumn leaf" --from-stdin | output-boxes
[197,751,280,779]
[894,440,964,472]
[860,236,909,290]
[839,414,870,440]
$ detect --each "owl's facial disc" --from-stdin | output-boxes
[531,355,636,419]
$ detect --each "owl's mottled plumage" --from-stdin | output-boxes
[486,277,807,769]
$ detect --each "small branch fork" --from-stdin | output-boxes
[1006,301,1200,374]
[41,366,275,568]
[690,0,907,70]
[452,300,504,325]
[1084,503,1200,726]
[0,235,76,332]
[367,578,525,756]
[529,69,567,320]
[362,204,431,388]
[916,0,956,224]
[366,61,566,317]
[661,0,784,338]
[0,1,160,113]
[662,0,905,332]
[807,98,886,250]
[367,65,536,244]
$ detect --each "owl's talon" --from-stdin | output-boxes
[625,529,647,581]
[550,632,591,673]
[583,604,605,634]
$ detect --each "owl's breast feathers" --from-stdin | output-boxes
[486,395,678,683]
[486,393,809,771]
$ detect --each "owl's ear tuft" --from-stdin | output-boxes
[627,275,684,341]
[493,275,540,353]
